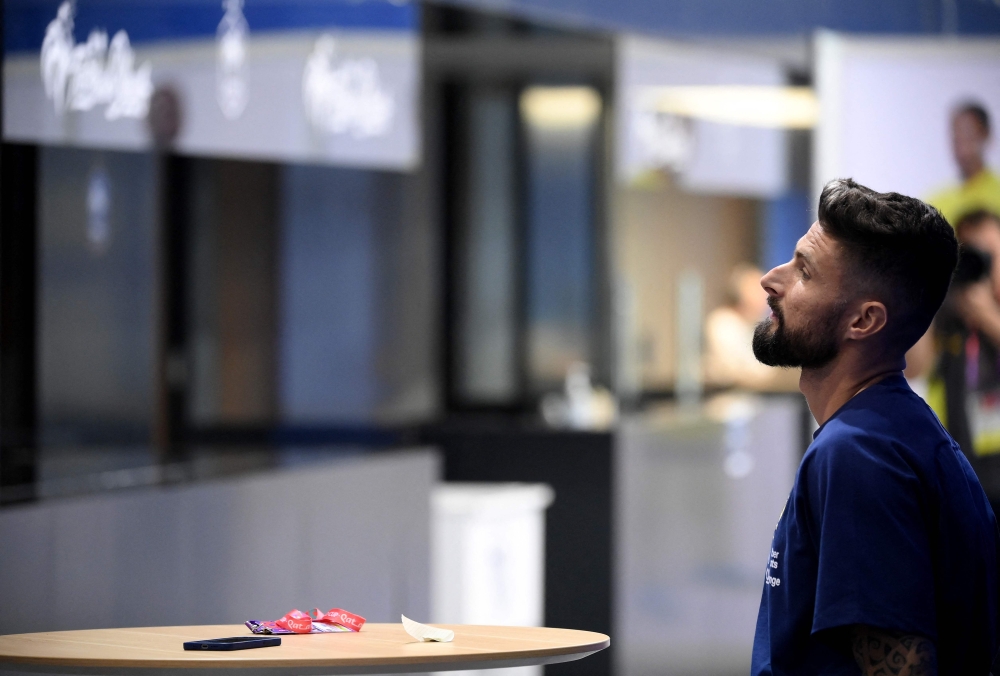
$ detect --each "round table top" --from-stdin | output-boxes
[0,624,610,675]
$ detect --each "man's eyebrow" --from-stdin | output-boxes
[794,249,814,266]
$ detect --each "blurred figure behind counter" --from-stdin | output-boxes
[704,263,800,391]
[907,102,1000,396]
[928,101,1000,225]
[933,210,1000,478]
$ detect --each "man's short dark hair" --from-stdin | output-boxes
[955,101,991,136]
[818,178,958,350]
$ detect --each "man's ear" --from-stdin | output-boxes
[845,301,888,341]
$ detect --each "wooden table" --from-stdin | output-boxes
[0,624,610,675]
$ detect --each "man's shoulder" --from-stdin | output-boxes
[807,383,951,467]
[927,170,1000,224]
[978,168,1000,187]
[968,169,1000,202]
[927,170,1000,196]
[926,178,964,206]
[805,418,888,473]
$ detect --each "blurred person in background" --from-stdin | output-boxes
[750,179,997,676]
[703,263,799,391]
[933,211,1000,498]
[928,101,1000,226]
[909,103,1000,397]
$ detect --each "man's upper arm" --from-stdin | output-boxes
[805,438,937,638]
[850,625,937,676]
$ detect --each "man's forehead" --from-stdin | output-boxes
[795,223,843,266]
[797,222,829,252]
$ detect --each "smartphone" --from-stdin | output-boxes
[183,636,281,651]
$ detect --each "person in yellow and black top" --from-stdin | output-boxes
[934,210,1000,506]
[927,101,1000,225]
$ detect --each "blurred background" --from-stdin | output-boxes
[2,1,1000,675]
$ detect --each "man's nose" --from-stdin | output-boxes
[760,265,784,298]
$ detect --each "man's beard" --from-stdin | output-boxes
[752,296,844,369]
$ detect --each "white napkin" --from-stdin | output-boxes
[401,615,455,643]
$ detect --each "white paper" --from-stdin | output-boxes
[401,615,455,642]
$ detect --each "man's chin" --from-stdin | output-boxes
[752,347,796,368]
[752,324,799,368]
[752,329,839,370]
[755,318,778,336]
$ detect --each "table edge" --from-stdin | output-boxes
[0,650,605,675]
[0,627,610,671]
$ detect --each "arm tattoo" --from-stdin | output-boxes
[851,625,938,676]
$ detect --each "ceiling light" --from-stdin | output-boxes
[520,86,602,129]
[639,85,818,129]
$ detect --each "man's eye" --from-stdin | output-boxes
[800,267,810,280]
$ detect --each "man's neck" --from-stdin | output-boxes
[799,350,905,426]
[962,160,986,183]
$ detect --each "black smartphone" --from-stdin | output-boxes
[183,636,281,651]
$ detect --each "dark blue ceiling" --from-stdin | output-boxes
[441,0,1000,35]
[5,0,416,54]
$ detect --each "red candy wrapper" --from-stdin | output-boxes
[246,608,366,635]
[312,608,365,632]
[276,609,313,633]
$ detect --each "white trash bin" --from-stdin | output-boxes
[431,483,555,676]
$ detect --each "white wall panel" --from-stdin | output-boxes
[0,450,437,634]
[814,34,1000,203]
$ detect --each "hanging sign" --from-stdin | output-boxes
[616,36,789,198]
[4,0,420,170]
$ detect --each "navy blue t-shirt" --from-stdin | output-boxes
[751,374,1000,675]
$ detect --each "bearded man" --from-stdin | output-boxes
[750,179,999,676]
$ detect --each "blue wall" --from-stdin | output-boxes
[38,147,158,443]
[761,191,811,273]
[279,165,378,422]
[525,122,597,386]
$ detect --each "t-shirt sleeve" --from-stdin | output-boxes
[803,430,937,640]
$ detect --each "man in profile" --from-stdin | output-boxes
[928,101,1000,226]
[750,179,999,675]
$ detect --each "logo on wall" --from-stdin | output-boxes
[302,35,394,139]
[216,0,249,120]
[632,110,695,173]
[40,1,153,120]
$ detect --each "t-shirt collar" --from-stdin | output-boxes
[811,372,909,440]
